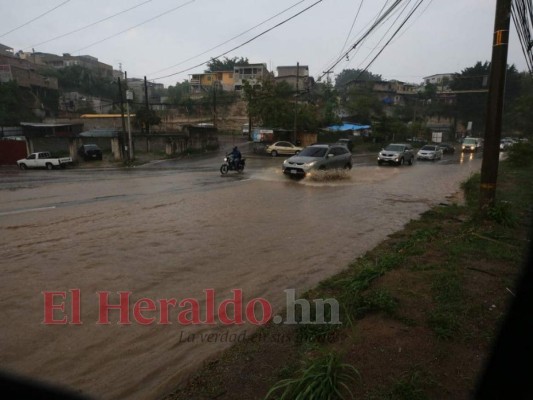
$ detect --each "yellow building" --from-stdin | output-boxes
[189,71,234,94]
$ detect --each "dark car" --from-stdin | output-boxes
[78,144,102,161]
[438,143,455,154]
[336,138,354,152]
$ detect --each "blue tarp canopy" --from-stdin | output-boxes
[325,123,371,132]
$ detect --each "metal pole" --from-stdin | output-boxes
[479,0,512,210]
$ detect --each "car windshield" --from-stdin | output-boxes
[463,138,477,145]
[298,147,328,157]
[85,145,99,149]
[421,145,436,151]
[384,144,404,152]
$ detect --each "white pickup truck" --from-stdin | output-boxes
[17,152,73,170]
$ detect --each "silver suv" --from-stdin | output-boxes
[377,143,414,166]
[282,144,353,177]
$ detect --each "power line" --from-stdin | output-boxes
[71,0,195,54]
[151,0,324,82]
[356,0,426,81]
[317,0,392,82]
[337,0,365,58]
[511,0,533,74]
[354,0,414,71]
[148,0,309,77]
[317,0,404,82]
[27,0,154,51]
[0,0,72,39]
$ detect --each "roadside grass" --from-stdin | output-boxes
[166,155,533,400]
[264,352,360,400]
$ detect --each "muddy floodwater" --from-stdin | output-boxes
[0,153,480,399]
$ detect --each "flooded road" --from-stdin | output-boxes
[0,150,481,399]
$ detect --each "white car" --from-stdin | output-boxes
[500,138,517,151]
[265,141,302,157]
[462,137,483,152]
[417,145,443,161]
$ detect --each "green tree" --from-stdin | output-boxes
[42,65,117,99]
[335,68,382,89]
[135,108,161,132]
[342,81,384,124]
[305,82,340,128]
[0,82,37,126]
[449,61,490,134]
[451,61,523,135]
[205,56,249,72]
[167,80,191,105]
[244,78,294,129]
[504,71,533,135]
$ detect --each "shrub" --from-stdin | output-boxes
[506,142,533,168]
[264,353,359,400]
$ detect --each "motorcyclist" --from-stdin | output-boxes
[231,146,241,170]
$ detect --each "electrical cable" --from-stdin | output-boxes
[151,0,324,82]
[316,0,404,82]
[337,0,365,57]
[26,0,154,51]
[354,0,414,71]
[148,0,310,77]
[511,0,533,74]
[71,0,195,54]
[317,0,392,82]
[355,0,425,82]
[0,0,72,39]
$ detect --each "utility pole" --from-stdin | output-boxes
[144,76,150,134]
[117,77,127,161]
[293,62,299,144]
[213,81,217,128]
[322,69,334,85]
[126,89,134,161]
[479,0,512,210]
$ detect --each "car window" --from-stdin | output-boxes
[299,147,327,157]
[333,147,348,155]
[28,154,36,159]
[278,142,289,147]
[384,144,405,152]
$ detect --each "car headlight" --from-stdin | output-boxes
[304,161,317,167]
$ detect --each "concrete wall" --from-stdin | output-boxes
[23,131,219,161]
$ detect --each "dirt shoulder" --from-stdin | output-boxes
[163,158,532,400]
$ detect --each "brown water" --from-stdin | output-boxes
[0,158,480,399]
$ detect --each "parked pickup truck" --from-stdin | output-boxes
[17,152,73,170]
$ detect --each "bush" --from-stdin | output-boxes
[506,142,533,168]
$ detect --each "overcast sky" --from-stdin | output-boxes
[0,0,529,87]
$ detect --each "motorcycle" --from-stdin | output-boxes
[220,154,246,175]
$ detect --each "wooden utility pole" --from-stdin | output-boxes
[479,0,512,210]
